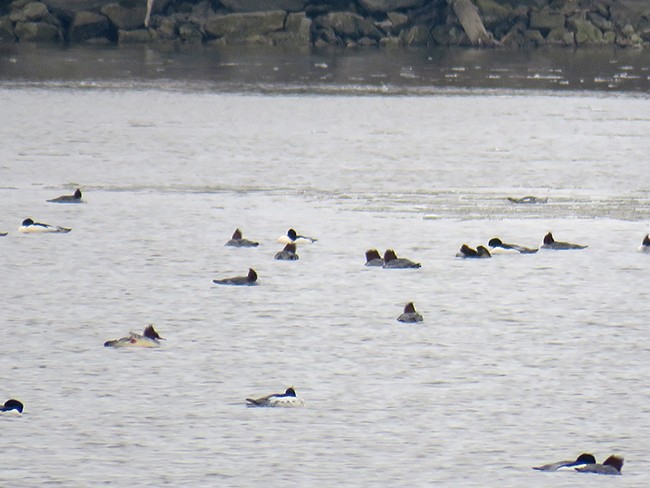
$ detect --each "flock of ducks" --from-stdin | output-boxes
[3,191,640,471]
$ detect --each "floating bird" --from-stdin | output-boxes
[540,232,587,250]
[576,455,623,475]
[19,218,71,234]
[246,387,305,407]
[364,249,383,266]
[47,188,84,203]
[104,324,165,348]
[532,453,596,471]
[456,244,491,259]
[274,242,299,260]
[638,234,650,253]
[213,268,258,286]
[488,237,538,254]
[0,399,24,416]
[507,196,547,204]
[225,228,259,248]
[383,249,421,268]
[397,302,423,323]
[277,228,317,245]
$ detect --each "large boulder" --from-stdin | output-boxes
[69,10,110,41]
[314,11,382,39]
[9,1,49,21]
[568,17,605,45]
[14,20,62,41]
[101,3,146,30]
[357,0,425,14]
[0,16,16,40]
[610,1,650,30]
[203,10,286,40]
[529,9,565,32]
[219,0,305,12]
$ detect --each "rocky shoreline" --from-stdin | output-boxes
[0,0,648,49]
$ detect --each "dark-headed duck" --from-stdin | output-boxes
[576,455,623,475]
[274,242,299,261]
[246,387,305,407]
[47,188,84,203]
[365,249,383,267]
[397,302,423,323]
[213,268,258,286]
[225,228,259,248]
[533,453,596,471]
[540,232,587,250]
[383,249,421,269]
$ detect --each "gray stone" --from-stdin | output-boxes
[69,11,110,42]
[529,9,565,31]
[0,17,16,41]
[178,22,202,42]
[568,18,604,45]
[524,28,544,45]
[154,17,177,39]
[218,0,305,13]
[477,0,514,29]
[546,26,574,46]
[101,4,146,31]
[386,11,408,30]
[357,0,424,14]
[610,1,650,30]
[401,23,431,45]
[10,1,49,21]
[204,11,286,40]
[118,28,152,43]
[14,20,62,42]
[315,12,381,40]
[284,12,311,41]
[587,11,612,32]
[379,35,400,46]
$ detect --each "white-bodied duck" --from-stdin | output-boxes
[104,324,165,348]
[19,218,71,234]
[246,387,305,407]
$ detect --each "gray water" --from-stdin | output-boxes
[1,44,649,487]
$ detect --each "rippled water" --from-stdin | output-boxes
[1,44,649,487]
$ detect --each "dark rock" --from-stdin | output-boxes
[0,16,16,41]
[315,11,381,40]
[401,23,430,45]
[524,28,544,46]
[178,22,202,42]
[529,9,565,32]
[101,3,146,31]
[387,11,408,30]
[69,10,110,42]
[587,11,612,32]
[546,26,574,46]
[14,20,62,41]
[476,0,514,30]
[204,11,286,41]
[568,17,605,45]
[358,0,425,14]
[11,1,49,21]
[117,28,152,43]
[283,11,310,41]
[610,1,650,31]
[219,0,305,13]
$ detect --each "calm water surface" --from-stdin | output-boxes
[1,44,649,487]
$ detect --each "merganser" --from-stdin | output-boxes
[533,453,596,471]
[213,268,258,286]
[246,387,305,407]
[225,228,259,248]
[540,232,587,250]
[104,324,165,348]
[383,249,421,269]
[488,237,538,254]
[576,455,623,475]
[365,249,383,266]
[47,188,84,203]
[638,234,650,253]
[456,244,492,259]
[507,196,548,204]
[397,302,423,323]
[19,218,71,234]
[0,399,24,416]
[274,242,299,260]
[277,228,317,245]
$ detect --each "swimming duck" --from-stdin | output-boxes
[0,399,24,416]
[47,188,84,203]
[104,324,165,348]
[383,249,421,269]
[225,228,259,248]
[456,244,492,259]
[488,237,538,254]
[0,232,7,237]
[576,455,623,475]
[274,242,299,260]
[533,453,596,471]
[540,232,587,250]
[19,218,71,234]
[507,196,548,204]
[365,249,384,266]
[246,387,305,407]
[638,234,650,253]
[277,228,317,245]
[213,268,258,286]
[397,302,423,323]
